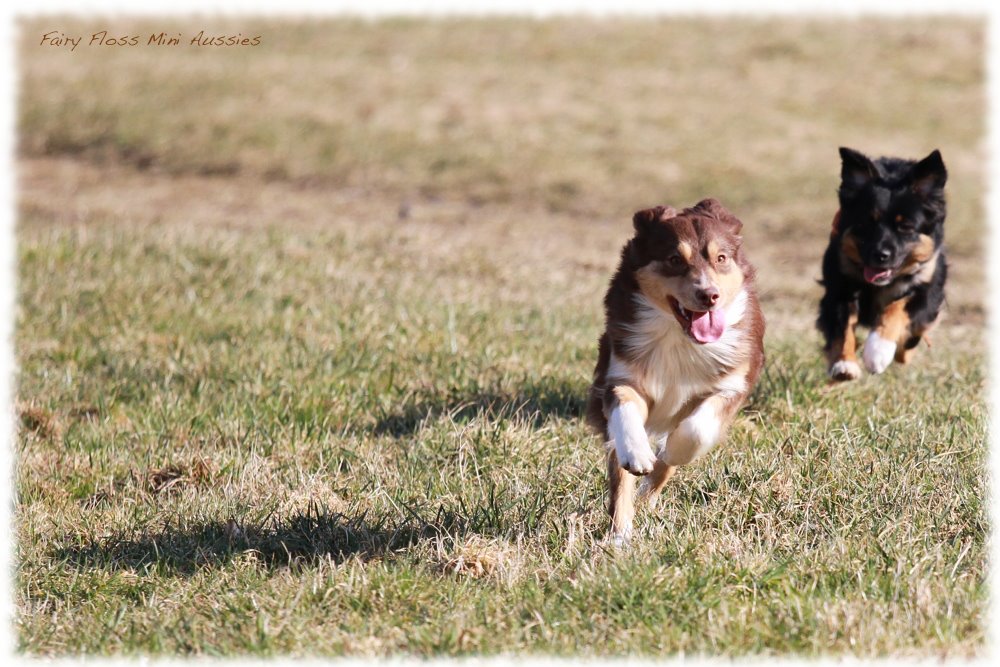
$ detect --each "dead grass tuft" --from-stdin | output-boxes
[435,536,516,580]
[17,401,60,441]
[144,457,215,496]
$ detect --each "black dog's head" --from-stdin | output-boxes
[837,147,946,286]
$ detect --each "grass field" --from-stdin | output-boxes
[15,17,987,656]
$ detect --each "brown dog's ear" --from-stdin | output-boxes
[632,205,677,234]
[692,198,743,235]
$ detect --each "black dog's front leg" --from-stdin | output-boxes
[897,254,947,364]
[817,244,861,381]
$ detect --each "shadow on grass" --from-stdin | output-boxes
[54,506,452,576]
[54,382,586,577]
[372,377,588,437]
[53,481,561,576]
[369,355,826,438]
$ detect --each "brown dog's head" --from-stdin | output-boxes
[629,198,748,344]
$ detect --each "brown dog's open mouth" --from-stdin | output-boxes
[667,297,726,344]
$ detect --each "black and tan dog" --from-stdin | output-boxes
[817,147,947,381]
[587,199,765,545]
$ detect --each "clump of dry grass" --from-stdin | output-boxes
[436,536,506,579]
[145,458,214,495]
[17,401,60,441]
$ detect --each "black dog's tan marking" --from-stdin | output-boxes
[840,230,862,265]
[825,301,859,374]
[876,297,910,348]
[817,147,947,381]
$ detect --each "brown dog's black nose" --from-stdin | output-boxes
[697,287,720,308]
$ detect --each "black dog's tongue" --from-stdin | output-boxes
[863,266,893,284]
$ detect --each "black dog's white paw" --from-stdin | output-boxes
[829,359,862,381]
[863,332,896,374]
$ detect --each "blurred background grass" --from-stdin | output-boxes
[20,19,984,221]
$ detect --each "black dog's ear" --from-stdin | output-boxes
[839,147,877,189]
[632,205,677,234]
[911,149,947,196]
[691,198,742,235]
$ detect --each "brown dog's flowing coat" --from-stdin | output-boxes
[587,199,765,544]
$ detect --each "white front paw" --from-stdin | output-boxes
[609,402,655,475]
[617,439,656,475]
[658,403,721,467]
[863,331,896,374]
[829,359,862,381]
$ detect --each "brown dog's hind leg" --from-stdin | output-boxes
[636,460,676,509]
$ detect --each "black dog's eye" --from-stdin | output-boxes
[895,214,916,232]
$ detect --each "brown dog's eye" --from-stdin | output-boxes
[667,255,683,267]
[716,253,728,264]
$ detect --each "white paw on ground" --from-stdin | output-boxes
[609,528,633,548]
[863,332,897,374]
[828,359,862,381]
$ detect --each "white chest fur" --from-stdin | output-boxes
[607,290,748,435]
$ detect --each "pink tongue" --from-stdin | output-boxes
[689,308,726,343]
[863,266,892,284]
